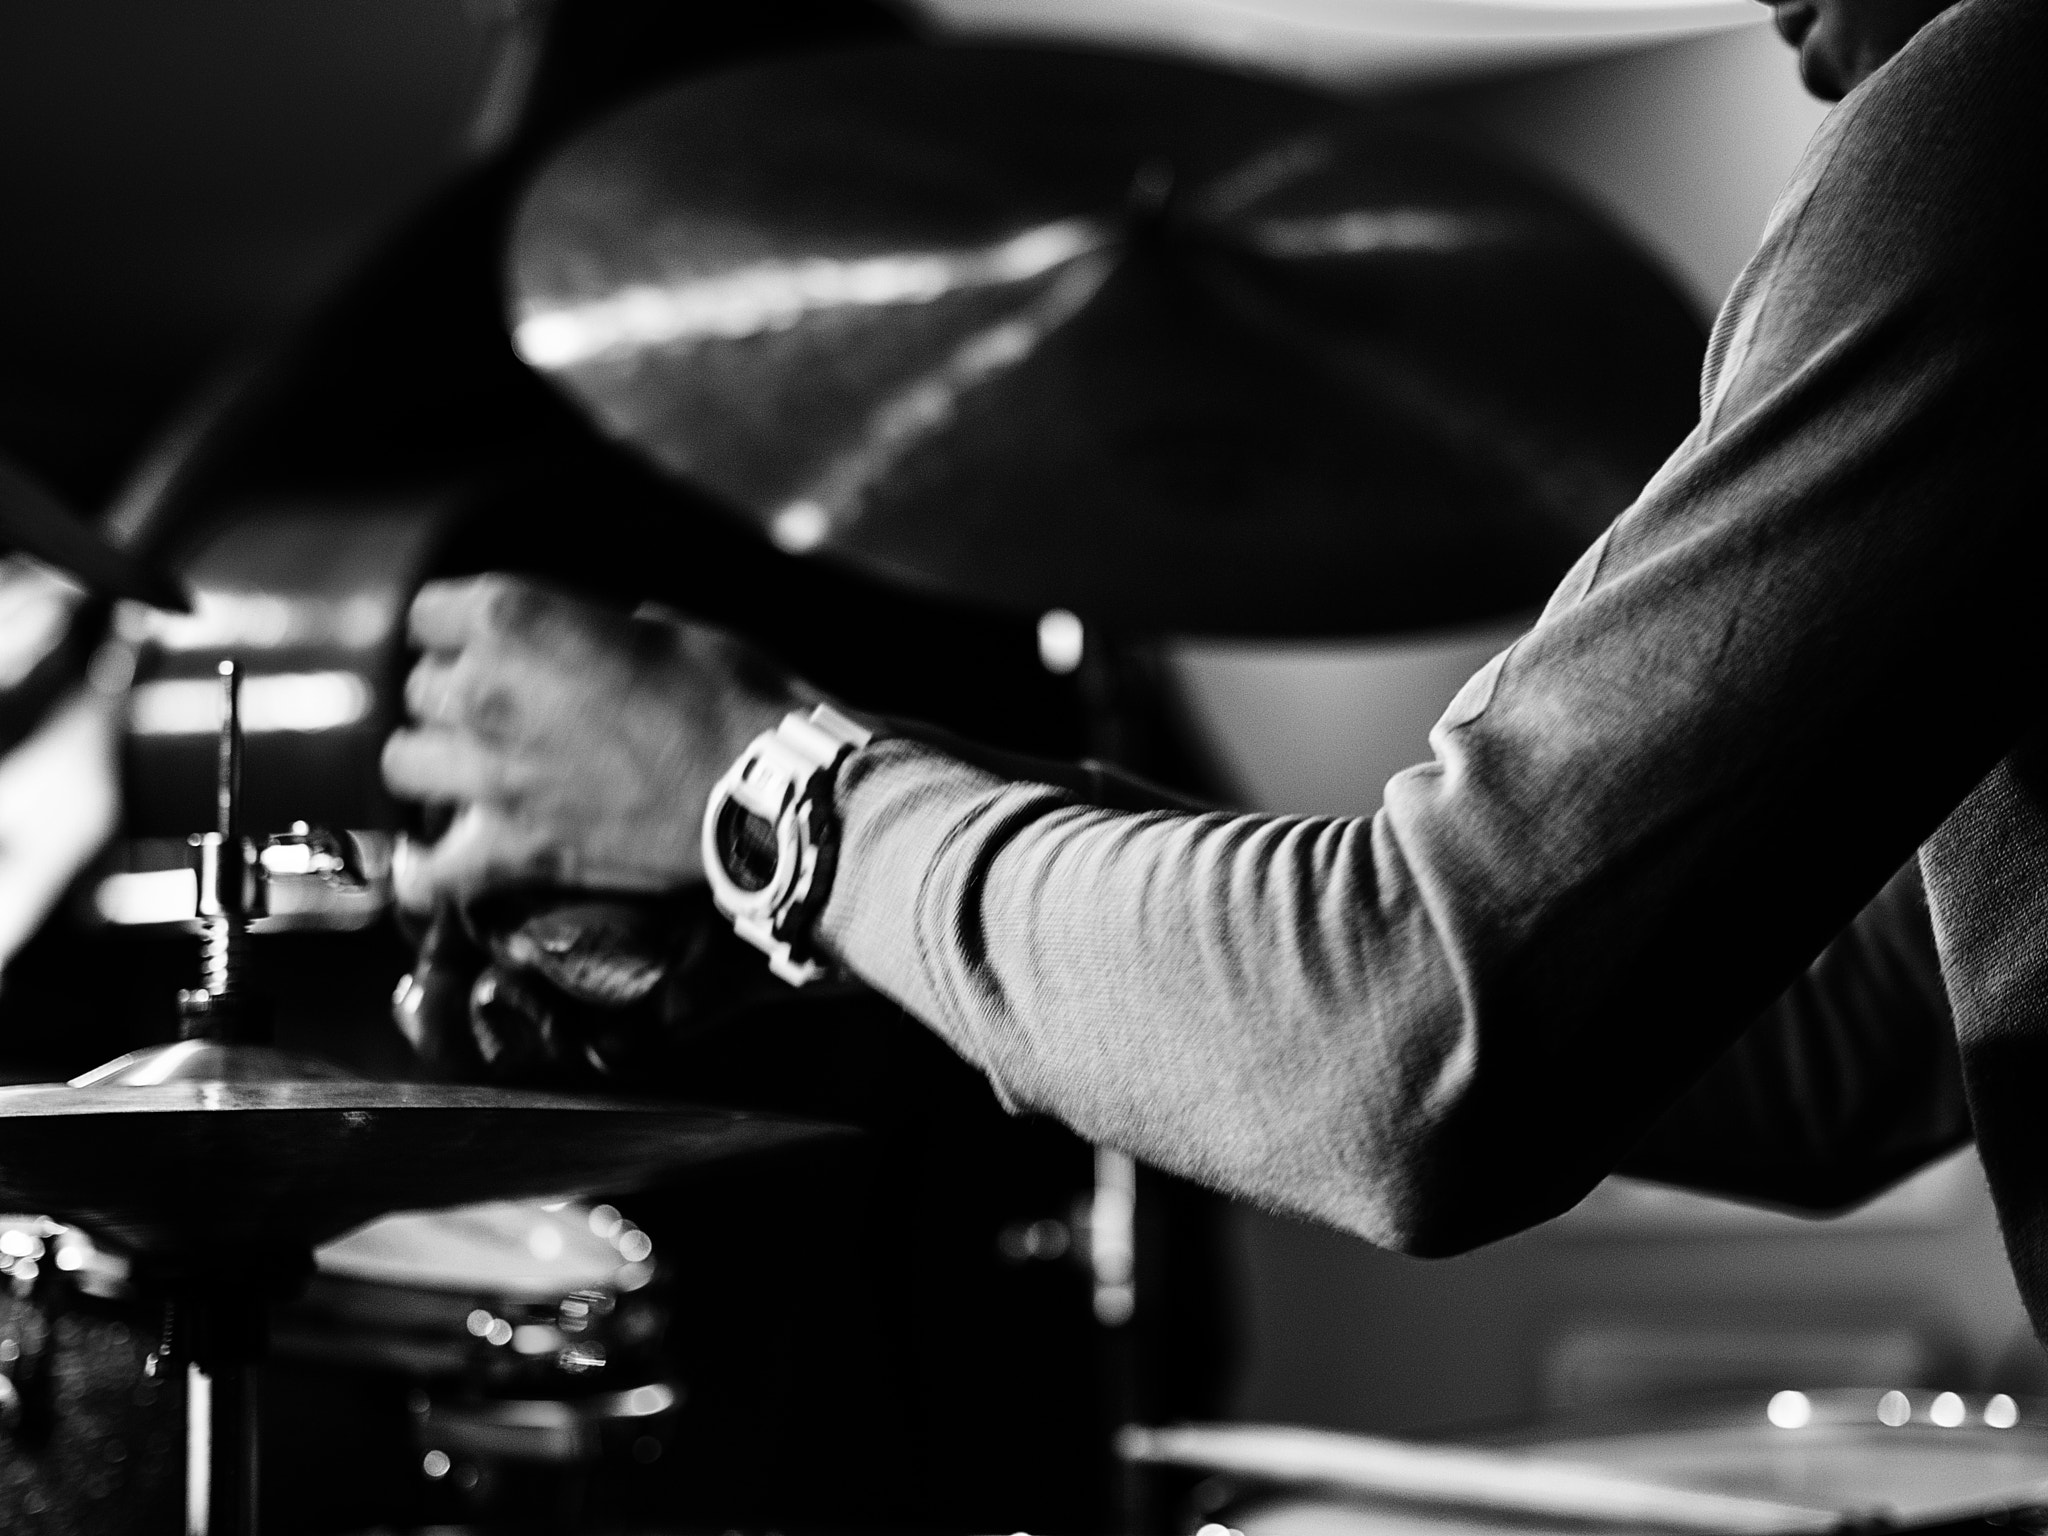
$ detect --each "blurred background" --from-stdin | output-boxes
[0,0,2030,1505]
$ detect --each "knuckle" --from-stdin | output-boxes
[420,655,513,739]
[408,579,452,634]
[465,682,518,740]
[477,574,546,637]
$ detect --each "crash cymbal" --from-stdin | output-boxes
[0,452,189,612]
[509,44,1703,636]
[0,1043,842,1262]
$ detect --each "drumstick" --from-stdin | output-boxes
[1117,1423,1843,1533]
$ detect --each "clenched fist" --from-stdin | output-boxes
[382,574,819,913]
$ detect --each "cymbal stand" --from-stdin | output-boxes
[1071,623,1150,1536]
[1069,621,1234,1536]
[168,659,289,1536]
[178,1277,267,1536]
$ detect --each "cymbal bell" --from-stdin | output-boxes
[509,44,1704,636]
[0,1044,844,1264]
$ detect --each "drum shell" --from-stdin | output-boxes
[0,1279,180,1535]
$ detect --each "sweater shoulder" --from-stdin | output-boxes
[1819,0,2046,224]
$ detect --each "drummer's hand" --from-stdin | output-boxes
[382,574,818,912]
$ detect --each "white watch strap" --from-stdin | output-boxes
[704,704,872,985]
[780,702,872,766]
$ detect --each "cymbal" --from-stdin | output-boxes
[0,1045,842,1263]
[508,45,1704,636]
[0,452,190,612]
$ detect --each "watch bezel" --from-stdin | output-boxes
[701,706,870,985]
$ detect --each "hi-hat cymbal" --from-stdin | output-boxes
[0,452,189,612]
[0,1045,842,1262]
[509,44,1704,636]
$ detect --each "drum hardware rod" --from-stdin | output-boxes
[217,658,242,880]
[161,660,275,1535]
[1090,1144,1147,1534]
[146,1294,176,1378]
[1071,629,1186,1536]
[180,660,269,1045]
[180,1275,276,1536]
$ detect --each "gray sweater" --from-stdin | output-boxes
[817,0,2038,1294]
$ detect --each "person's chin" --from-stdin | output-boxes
[1770,5,1843,99]
[1797,40,1851,100]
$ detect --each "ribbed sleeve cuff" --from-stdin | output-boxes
[816,738,1008,1025]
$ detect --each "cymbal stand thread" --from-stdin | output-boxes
[179,661,269,1044]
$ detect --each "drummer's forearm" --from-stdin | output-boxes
[859,713,1208,813]
[811,735,1452,1250]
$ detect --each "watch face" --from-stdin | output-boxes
[714,799,780,893]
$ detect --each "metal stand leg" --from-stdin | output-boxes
[1092,1147,1145,1534]
[183,1285,265,1536]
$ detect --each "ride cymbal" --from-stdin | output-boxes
[509,44,1704,636]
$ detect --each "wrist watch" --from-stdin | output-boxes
[701,703,873,985]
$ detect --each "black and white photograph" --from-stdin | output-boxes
[0,0,2038,1531]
